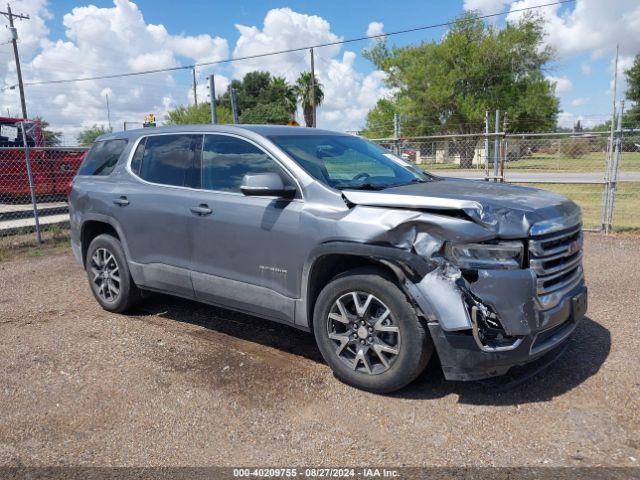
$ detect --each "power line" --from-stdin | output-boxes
[12,0,575,89]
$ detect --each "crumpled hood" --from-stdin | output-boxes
[341,178,581,238]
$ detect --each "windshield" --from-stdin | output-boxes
[268,134,430,190]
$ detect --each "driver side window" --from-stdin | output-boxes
[201,135,292,193]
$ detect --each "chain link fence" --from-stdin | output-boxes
[371,126,639,232]
[0,123,637,252]
[0,121,88,248]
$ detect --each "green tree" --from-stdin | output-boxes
[294,72,324,127]
[361,98,396,138]
[363,12,559,167]
[239,103,291,124]
[624,54,640,125]
[76,124,111,146]
[164,102,233,125]
[218,72,297,121]
[269,76,297,117]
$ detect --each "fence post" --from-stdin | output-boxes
[493,110,500,182]
[604,101,624,233]
[500,113,508,182]
[393,113,401,156]
[20,122,42,244]
[230,87,239,124]
[484,111,489,180]
[602,46,620,234]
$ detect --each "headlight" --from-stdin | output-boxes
[444,241,524,270]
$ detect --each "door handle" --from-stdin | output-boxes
[113,196,129,206]
[190,204,213,216]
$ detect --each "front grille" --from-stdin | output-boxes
[529,224,584,303]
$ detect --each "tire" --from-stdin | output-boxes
[313,267,433,393]
[85,233,140,313]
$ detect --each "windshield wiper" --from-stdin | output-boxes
[334,182,385,191]
[382,178,428,189]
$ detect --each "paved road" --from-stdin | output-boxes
[0,234,638,467]
[433,171,640,183]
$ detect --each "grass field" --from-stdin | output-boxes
[421,151,640,173]
[0,226,70,263]
[516,182,640,231]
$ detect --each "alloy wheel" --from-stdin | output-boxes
[89,247,121,303]
[326,291,401,375]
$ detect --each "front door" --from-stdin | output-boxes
[189,134,304,323]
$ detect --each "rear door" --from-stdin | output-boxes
[189,133,303,323]
[112,134,201,297]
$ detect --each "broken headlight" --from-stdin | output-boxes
[444,241,524,270]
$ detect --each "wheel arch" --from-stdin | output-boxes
[298,242,431,330]
[80,215,130,268]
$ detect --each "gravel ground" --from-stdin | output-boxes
[0,233,639,467]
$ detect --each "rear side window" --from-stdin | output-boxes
[130,137,146,175]
[201,135,290,192]
[138,134,200,187]
[78,139,128,176]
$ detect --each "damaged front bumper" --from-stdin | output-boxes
[405,265,587,381]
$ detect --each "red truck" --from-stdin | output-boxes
[0,117,87,202]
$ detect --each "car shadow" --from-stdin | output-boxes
[132,294,324,363]
[395,316,611,405]
[132,295,610,405]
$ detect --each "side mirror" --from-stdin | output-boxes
[240,172,296,198]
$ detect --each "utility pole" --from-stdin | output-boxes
[105,93,112,131]
[192,67,198,106]
[310,48,316,128]
[230,87,239,124]
[2,4,30,119]
[208,74,217,124]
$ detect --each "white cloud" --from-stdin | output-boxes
[231,8,389,131]
[0,3,389,138]
[571,97,591,107]
[506,0,640,59]
[546,75,573,95]
[0,0,229,140]
[557,111,607,129]
[463,0,511,15]
[366,21,385,38]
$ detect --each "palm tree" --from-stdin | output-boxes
[294,71,324,127]
[270,76,297,120]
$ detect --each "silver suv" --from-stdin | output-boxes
[70,125,587,393]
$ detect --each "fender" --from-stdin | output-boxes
[294,241,434,329]
[79,213,132,265]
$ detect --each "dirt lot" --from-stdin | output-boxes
[0,233,639,467]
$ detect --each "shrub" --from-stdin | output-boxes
[559,138,592,158]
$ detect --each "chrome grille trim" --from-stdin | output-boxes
[530,250,582,276]
[529,223,584,309]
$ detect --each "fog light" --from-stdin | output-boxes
[467,298,523,352]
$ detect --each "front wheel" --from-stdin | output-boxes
[313,268,432,393]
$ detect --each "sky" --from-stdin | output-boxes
[0,0,638,142]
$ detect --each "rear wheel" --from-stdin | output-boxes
[313,268,432,393]
[86,234,140,313]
